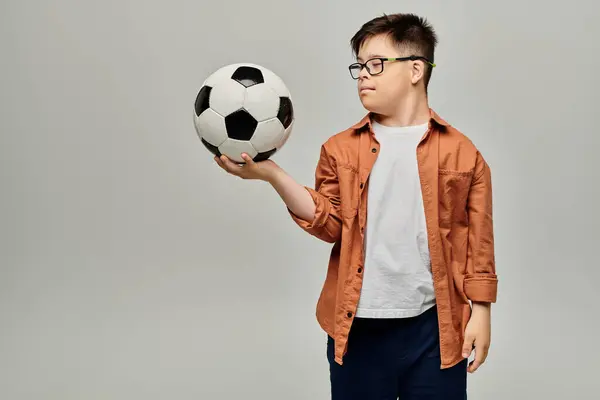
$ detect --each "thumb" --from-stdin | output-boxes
[241,153,255,166]
[462,334,475,358]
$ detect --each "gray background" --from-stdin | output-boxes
[1,0,599,398]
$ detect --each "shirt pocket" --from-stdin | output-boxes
[438,168,474,228]
[337,164,359,218]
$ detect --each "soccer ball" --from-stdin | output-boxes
[193,63,295,163]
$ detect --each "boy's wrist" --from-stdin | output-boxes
[472,301,491,312]
[265,166,285,185]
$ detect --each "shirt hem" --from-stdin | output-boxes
[355,302,436,319]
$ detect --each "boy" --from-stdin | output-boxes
[215,12,497,400]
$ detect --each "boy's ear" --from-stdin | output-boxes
[411,60,425,85]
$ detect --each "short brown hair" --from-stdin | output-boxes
[350,13,438,89]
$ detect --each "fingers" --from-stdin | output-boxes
[224,155,242,170]
[214,154,255,178]
[214,155,225,169]
[215,155,242,175]
[467,342,489,374]
[467,347,483,373]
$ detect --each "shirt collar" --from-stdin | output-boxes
[350,108,449,133]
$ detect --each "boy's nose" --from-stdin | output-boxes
[358,67,370,80]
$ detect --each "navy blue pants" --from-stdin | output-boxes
[327,305,468,400]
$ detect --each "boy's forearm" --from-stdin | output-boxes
[464,152,498,303]
[267,168,315,222]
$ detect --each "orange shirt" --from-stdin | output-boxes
[288,109,498,369]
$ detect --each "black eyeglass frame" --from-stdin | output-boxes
[348,56,436,79]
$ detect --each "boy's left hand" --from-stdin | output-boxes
[461,302,491,373]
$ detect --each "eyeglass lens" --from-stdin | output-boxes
[349,59,384,79]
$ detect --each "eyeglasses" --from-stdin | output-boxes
[348,56,436,79]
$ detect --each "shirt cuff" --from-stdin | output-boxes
[464,274,498,303]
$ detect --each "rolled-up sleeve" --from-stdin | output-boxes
[464,151,498,303]
[288,144,342,244]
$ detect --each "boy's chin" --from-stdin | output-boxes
[360,100,384,114]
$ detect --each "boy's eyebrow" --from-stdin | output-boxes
[356,53,386,62]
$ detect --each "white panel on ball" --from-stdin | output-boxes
[203,63,243,87]
[244,85,280,122]
[261,68,291,98]
[194,108,228,146]
[278,119,294,149]
[208,79,246,116]
[218,139,258,163]
[251,118,285,153]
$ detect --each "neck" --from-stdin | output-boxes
[374,90,430,127]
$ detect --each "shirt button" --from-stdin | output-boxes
[358,267,363,273]
[347,312,352,318]
[371,148,377,153]
[359,182,364,189]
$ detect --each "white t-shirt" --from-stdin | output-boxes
[355,120,436,319]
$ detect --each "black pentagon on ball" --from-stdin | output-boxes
[201,137,221,157]
[194,85,211,116]
[253,148,277,162]
[277,97,294,129]
[231,66,264,88]
[225,109,258,141]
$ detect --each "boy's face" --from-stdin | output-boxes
[354,34,423,115]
